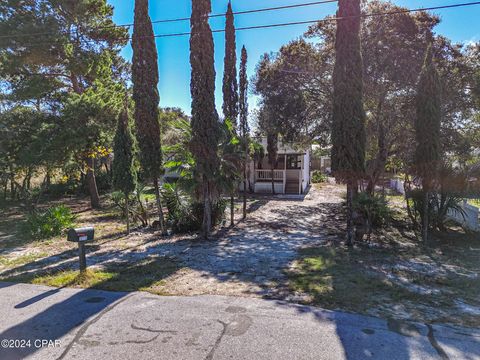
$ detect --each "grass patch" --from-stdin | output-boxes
[2,257,181,295]
[288,247,429,313]
[0,252,48,267]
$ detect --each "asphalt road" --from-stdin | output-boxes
[0,282,479,360]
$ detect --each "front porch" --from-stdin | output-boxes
[254,155,308,195]
[246,139,311,195]
[254,167,306,195]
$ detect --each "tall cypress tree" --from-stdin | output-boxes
[190,0,221,239]
[331,0,366,246]
[222,1,239,227]
[112,104,137,234]
[239,46,249,219]
[222,1,239,125]
[132,0,165,233]
[267,131,278,195]
[415,45,441,243]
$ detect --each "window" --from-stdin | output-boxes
[286,155,301,169]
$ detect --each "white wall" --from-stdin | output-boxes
[255,182,284,194]
[390,179,405,195]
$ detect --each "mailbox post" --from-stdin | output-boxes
[67,227,95,273]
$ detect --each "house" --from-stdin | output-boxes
[246,137,310,195]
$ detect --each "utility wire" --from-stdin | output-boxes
[0,0,339,40]
[154,1,480,38]
[3,1,480,47]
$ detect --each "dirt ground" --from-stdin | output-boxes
[1,183,479,327]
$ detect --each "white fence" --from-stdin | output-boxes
[447,201,480,232]
[388,179,480,232]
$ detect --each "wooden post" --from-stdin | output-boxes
[78,243,87,273]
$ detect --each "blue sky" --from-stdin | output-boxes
[107,0,480,116]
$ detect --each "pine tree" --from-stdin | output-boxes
[239,46,250,219]
[0,0,128,209]
[112,105,137,234]
[190,0,221,239]
[331,0,366,246]
[132,0,165,233]
[415,45,441,243]
[222,1,239,125]
[222,1,239,227]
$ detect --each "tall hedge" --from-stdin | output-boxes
[239,45,249,219]
[415,44,441,242]
[190,0,221,239]
[331,0,366,245]
[222,1,239,125]
[132,0,165,232]
[112,106,137,233]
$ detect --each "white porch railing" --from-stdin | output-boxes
[255,169,284,181]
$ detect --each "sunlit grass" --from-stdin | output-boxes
[2,257,181,296]
[0,252,48,267]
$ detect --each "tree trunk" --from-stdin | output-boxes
[271,167,275,195]
[125,192,130,234]
[153,177,166,234]
[10,171,15,200]
[422,189,429,244]
[230,195,234,227]
[202,181,212,240]
[243,160,247,219]
[366,123,388,195]
[86,157,101,209]
[346,180,356,247]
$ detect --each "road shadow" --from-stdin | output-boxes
[0,256,178,359]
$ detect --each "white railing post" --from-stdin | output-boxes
[298,170,302,194]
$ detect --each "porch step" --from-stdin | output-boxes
[285,181,299,194]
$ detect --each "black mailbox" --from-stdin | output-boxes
[67,227,95,243]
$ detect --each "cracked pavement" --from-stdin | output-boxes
[1,282,479,360]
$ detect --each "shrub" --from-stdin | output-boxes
[162,183,226,234]
[311,170,327,184]
[353,193,391,228]
[110,188,149,227]
[407,189,466,231]
[23,205,76,240]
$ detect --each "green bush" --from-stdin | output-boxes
[353,193,391,228]
[23,205,76,240]
[407,189,465,231]
[162,183,226,233]
[311,170,327,184]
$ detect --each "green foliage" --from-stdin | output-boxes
[132,0,162,181]
[162,183,226,234]
[189,0,222,237]
[311,171,327,184]
[112,107,137,195]
[110,189,149,227]
[353,193,391,228]
[23,205,75,240]
[415,45,442,187]
[239,46,249,140]
[331,0,366,181]
[222,1,239,125]
[407,189,466,232]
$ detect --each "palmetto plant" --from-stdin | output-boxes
[163,118,241,232]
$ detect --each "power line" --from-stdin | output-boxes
[152,1,480,38]
[0,0,339,40]
[3,1,480,47]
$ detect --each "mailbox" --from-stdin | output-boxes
[67,227,95,243]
